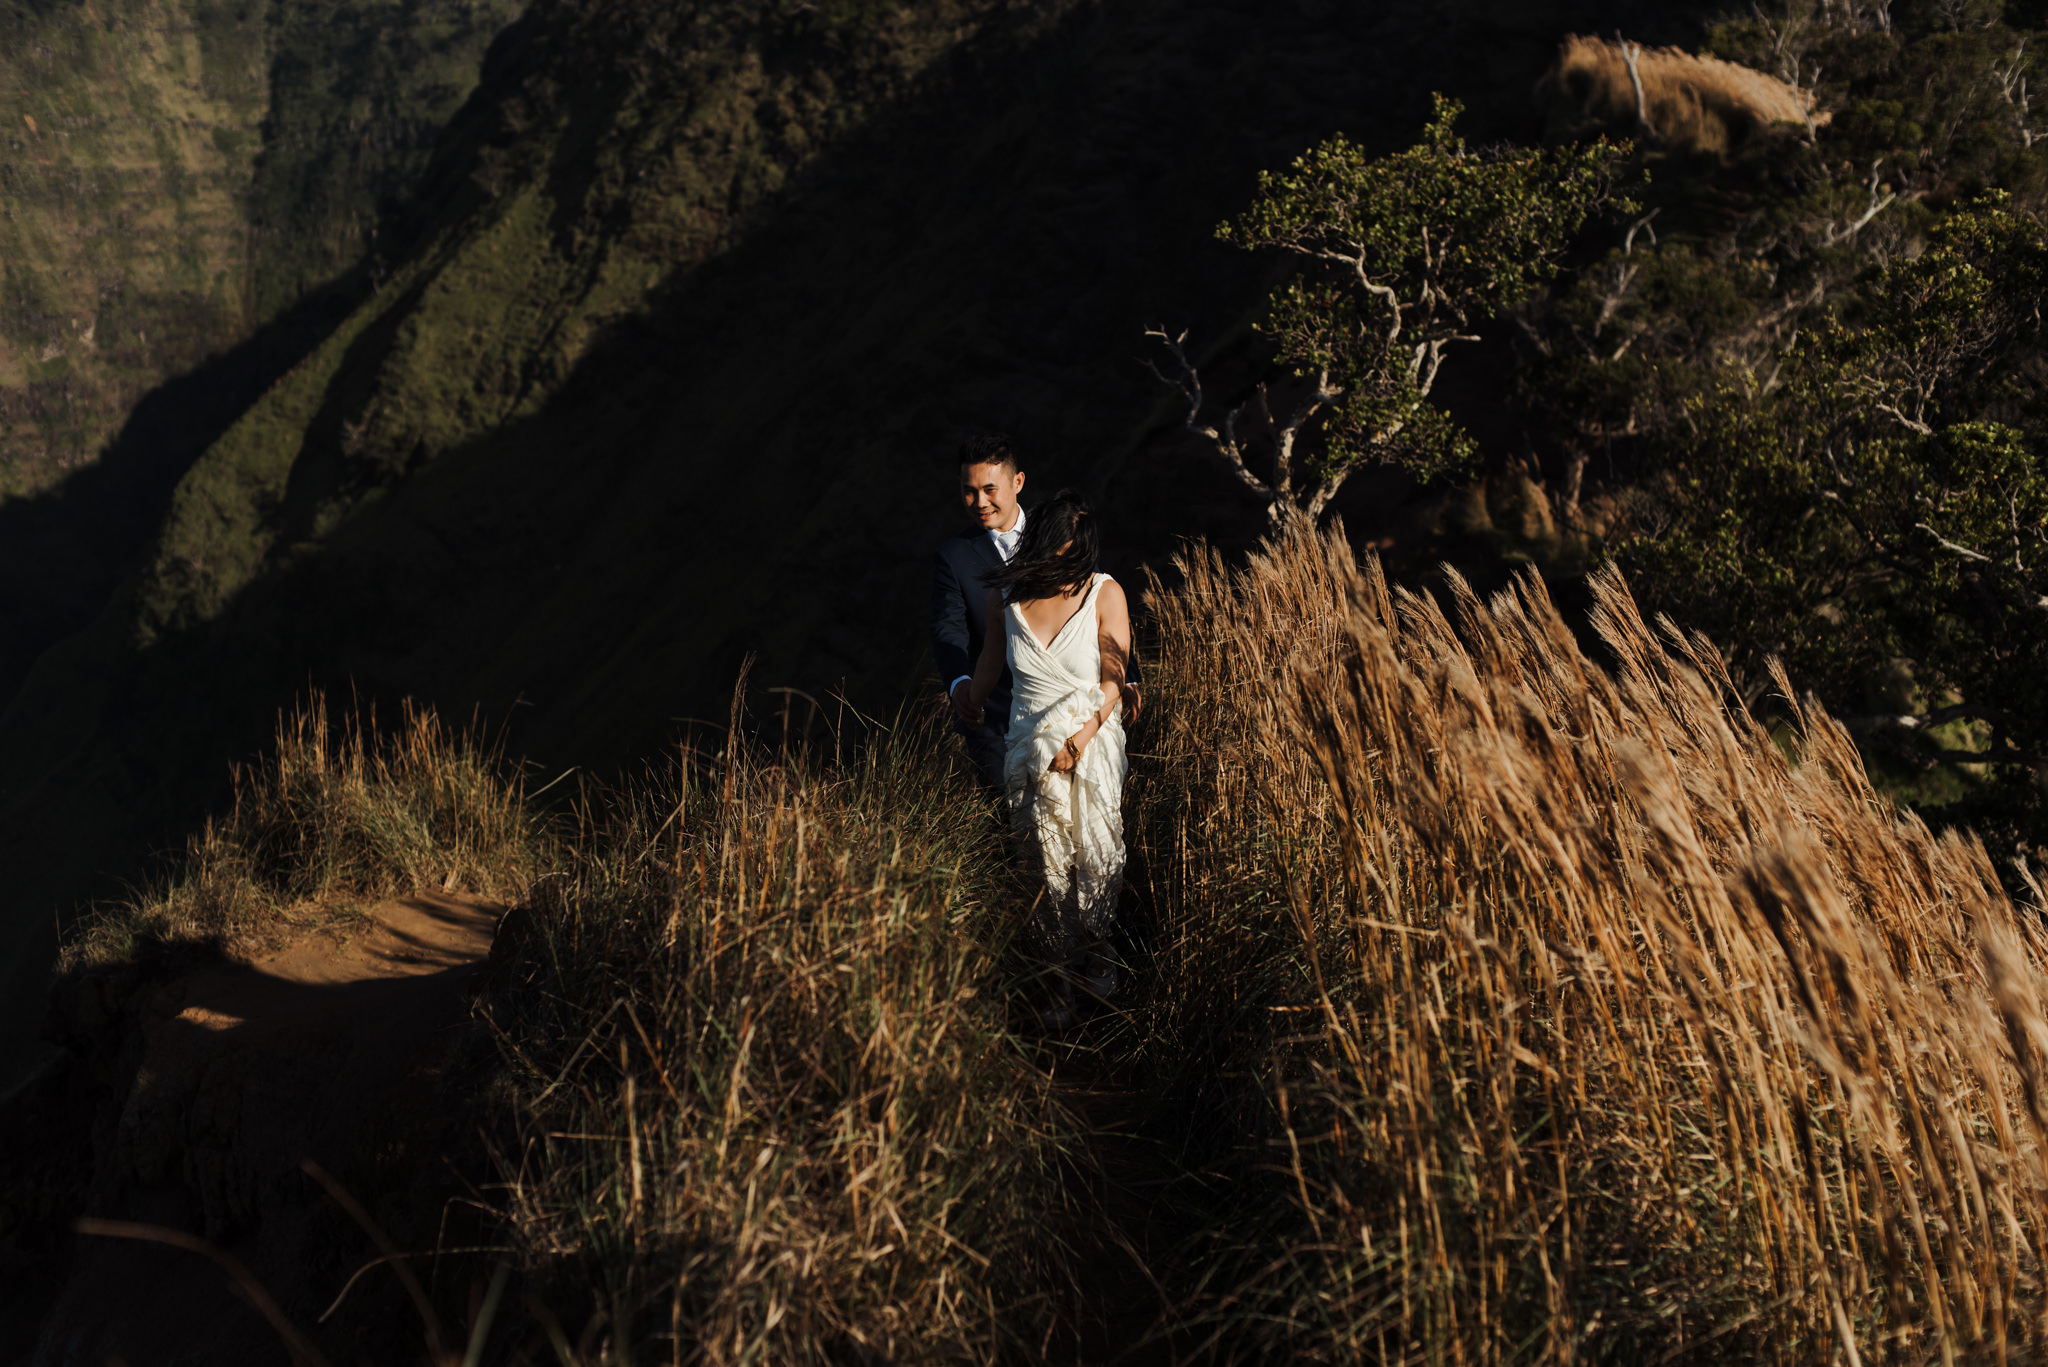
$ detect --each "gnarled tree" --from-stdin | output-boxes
[1619,196,2048,845]
[1149,94,1630,526]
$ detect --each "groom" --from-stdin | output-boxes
[931,433,1027,791]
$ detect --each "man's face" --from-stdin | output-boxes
[961,461,1025,533]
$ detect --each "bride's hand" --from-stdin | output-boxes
[1049,727,1091,774]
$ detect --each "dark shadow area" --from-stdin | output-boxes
[10,901,503,1365]
[0,275,368,711]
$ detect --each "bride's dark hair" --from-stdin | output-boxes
[986,489,1100,604]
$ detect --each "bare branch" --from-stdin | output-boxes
[1822,159,1897,247]
[1615,33,1657,140]
[1621,207,1659,255]
[1269,370,1341,509]
[1593,261,1639,337]
[1415,333,1479,398]
[1255,383,1287,495]
[1142,327,1276,504]
[1997,37,2044,147]
[1360,276,1403,348]
[1872,399,1934,436]
[1302,473,1345,523]
[1914,521,1994,561]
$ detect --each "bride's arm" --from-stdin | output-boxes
[1050,579,1132,773]
[1096,578,1133,721]
[964,590,1006,720]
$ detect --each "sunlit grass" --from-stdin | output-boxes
[53,526,2048,1365]
[477,703,1089,1363]
[62,692,537,969]
[1124,521,2048,1363]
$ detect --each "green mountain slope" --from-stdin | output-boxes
[0,0,521,734]
[0,0,520,492]
[0,0,1725,1087]
[0,0,266,491]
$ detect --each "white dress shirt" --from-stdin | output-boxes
[990,504,1026,561]
[952,506,1025,700]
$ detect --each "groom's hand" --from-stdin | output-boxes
[950,679,982,727]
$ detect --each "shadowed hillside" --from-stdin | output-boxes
[0,0,524,756]
[0,0,521,494]
[0,0,1723,1089]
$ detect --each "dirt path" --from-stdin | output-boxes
[28,893,503,1367]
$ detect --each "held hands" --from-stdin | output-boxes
[951,679,983,728]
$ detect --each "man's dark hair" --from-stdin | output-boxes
[987,489,1100,604]
[957,432,1019,474]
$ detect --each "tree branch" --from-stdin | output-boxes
[1915,521,1993,561]
[1302,473,1346,522]
[1872,399,1934,436]
[1822,158,1897,247]
[1415,333,1479,398]
[1268,370,1341,516]
[1256,383,1287,496]
[1615,33,1657,140]
[1622,207,1659,255]
[1359,275,1403,348]
[1143,327,1276,504]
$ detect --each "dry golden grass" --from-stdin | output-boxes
[1538,34,1828,155]
[1131,522,2048,1363]
[63,692,537,969]
[478,704,1085,1364]
[58,526,2048,1365]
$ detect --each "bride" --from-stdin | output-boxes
[963,490,1133,1025]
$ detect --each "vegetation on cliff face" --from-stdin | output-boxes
[0,0,514,496]
[0,0,519,495]
[0,0,522,827]
[0,0,266,493]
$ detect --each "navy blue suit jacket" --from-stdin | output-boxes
[931,526,1011,724]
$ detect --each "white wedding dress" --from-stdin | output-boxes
[1002,572,1128,958]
